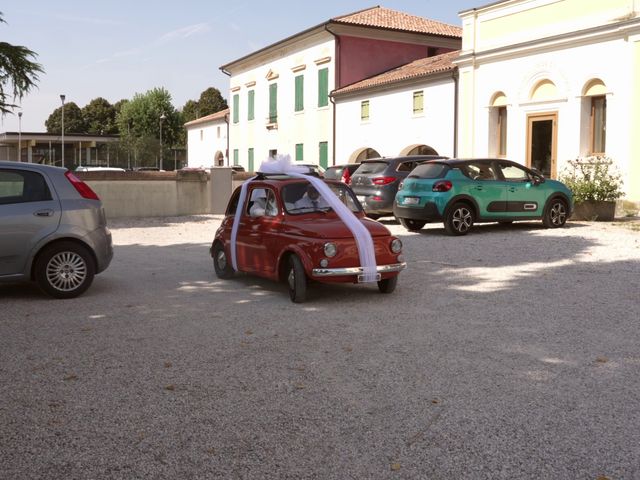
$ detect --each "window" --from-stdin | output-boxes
[248,148,254,172]
[232,94,239,124]
[233,149,239,166]
[498,162,530,182]
[295,143,303,161]
[318,142,328,169]
[269,83,278,123]
[247,188,278,217]
[397,161,419,172]
[295,75,304,112]
[497,106,507,157]
[318,68,328,107]
[248,90,255,121]
[269,149,278,158]
[0,170,52,205]
[361,100,370,121]
[462,162,499,181]
[591,95,606,154]
[413,91,424,114]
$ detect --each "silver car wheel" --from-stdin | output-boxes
[550,202,566,226]
[452,207,473,233]
[46,251,88,292]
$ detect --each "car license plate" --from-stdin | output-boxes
[357,195,366,203]
[403,196,419,205]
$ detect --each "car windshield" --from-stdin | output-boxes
[408,163,449,179]
[354,162,387,175]
[282,181,361,214]
[323,167,342,180]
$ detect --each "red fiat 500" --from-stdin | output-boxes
[210,174,406,302]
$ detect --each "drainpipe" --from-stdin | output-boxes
[325,24,339,166]
[221,67,231,166]
[452,68,459,158]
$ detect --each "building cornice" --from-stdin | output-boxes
[455,16,640,66]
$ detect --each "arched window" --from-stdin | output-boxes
[530,79,558,101]
[582,79,607,154]
[490,92,508,157]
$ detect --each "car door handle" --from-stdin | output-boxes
[34,209,54,217]
[474,185,483,191]
[509,187,516,192]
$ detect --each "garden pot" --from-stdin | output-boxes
[571,200,616,221]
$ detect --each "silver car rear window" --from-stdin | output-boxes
[354,162,387,175]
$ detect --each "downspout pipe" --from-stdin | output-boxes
[324,24,339,166]
[220,67,232,166]
[452,68,459,158]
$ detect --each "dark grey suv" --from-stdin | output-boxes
[0,161,113,298]
[350,155,447,219]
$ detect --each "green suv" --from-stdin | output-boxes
[393,159,573,235]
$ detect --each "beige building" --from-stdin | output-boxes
[456,0,640,201]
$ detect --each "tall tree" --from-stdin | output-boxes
[198,87,227,116]
[45,102,86,134]
[181,99,200,123]
[82,97,117,134]
[116,87,181,168]
[0,12,44,115]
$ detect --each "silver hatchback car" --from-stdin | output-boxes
[0,161,113,298]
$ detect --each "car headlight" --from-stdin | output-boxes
[390,238,402,253]
[324,242,337,257]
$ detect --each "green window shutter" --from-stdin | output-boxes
[319,141,328,169]
[248,148,254,172]
[361,100,370,121]
[295,75,304,112]
[233,94,239,124]
[295,143,303,161]
[269,83,278,123]
[248,90,255,121]
[413,90,424,114]
[233,149,239,166]
[318,68,328,107]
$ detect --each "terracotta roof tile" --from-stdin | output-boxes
[332,50,459,96]
[332,6,462,37]
[184,108,230,127]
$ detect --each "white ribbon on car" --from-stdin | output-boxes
[229,155,378,282]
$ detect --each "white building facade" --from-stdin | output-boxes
[185,109,229,169]
[220,6,461,171]
[333,52,458,162]
[456,0,640,201]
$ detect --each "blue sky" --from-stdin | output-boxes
[1,0,479,132]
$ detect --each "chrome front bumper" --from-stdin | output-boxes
[312,262,407,278]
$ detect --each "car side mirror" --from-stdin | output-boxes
[532,175,545,186]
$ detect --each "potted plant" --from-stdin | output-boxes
[559,155,624,221]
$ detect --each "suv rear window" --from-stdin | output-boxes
[408,163,449,179]
[354,162,387,175]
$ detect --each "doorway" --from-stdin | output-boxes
[526,112,557,178]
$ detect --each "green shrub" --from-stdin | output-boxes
[559,156,624,203]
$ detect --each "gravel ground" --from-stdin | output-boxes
[1,215,639,479]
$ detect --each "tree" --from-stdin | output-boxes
[181,99,200,123]
[198,87,227,116]
[82,97,117,134]
[0,12,44,115]
[116,87,181,168]
[45,102,86,134]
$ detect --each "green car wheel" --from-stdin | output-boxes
[444,202,474,236]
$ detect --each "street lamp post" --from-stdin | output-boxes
[159,112,166,171]
[18,111,22,162]
[60,94,66,168]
